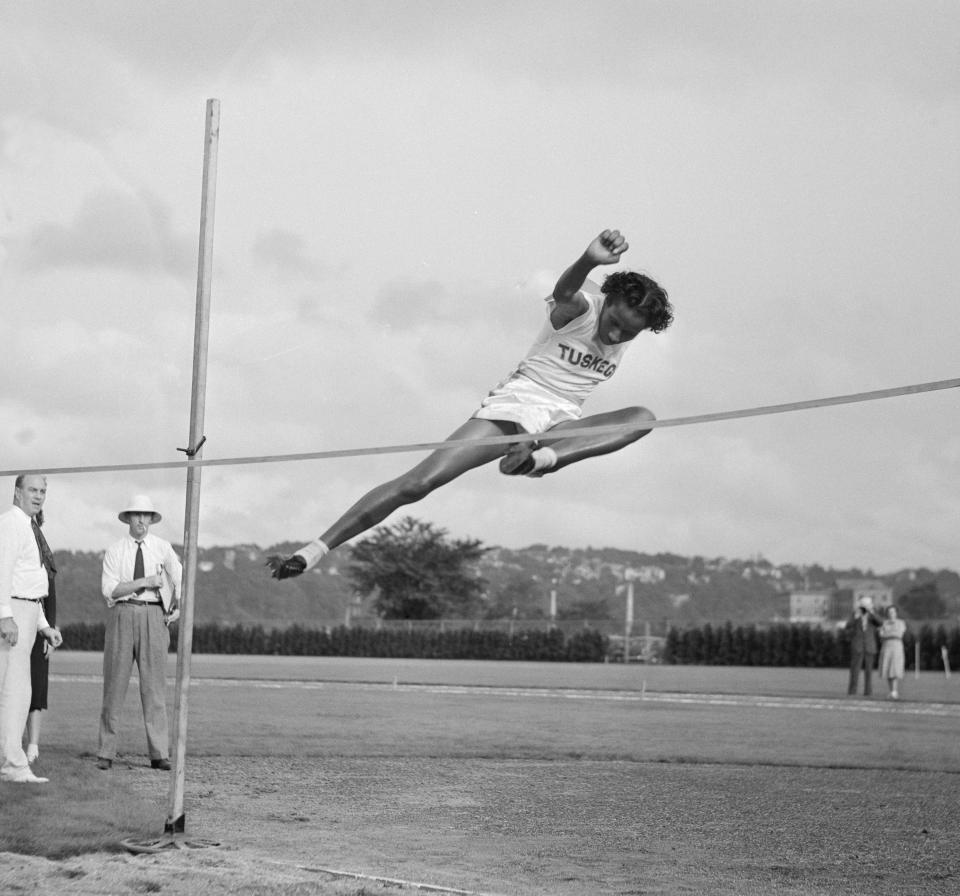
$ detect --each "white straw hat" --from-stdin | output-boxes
[118,495,162,524]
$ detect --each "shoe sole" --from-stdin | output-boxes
[499,447,536,476]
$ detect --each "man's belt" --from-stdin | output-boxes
[11,596,44,603]
[124,598,162,607]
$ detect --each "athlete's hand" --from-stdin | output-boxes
[265,554,307,580]
[585,229,629,266]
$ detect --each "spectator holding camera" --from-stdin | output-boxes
[846,596,881,696]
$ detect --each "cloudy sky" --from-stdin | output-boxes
[1,1,958,573]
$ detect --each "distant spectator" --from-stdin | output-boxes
[878,605,907,700]
[846,596,881,696]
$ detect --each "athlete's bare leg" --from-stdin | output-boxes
[501,406,655,475]
[543,406,655,468]
[268,408,654,578]
[320,417,517,550]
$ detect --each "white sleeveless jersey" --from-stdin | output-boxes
[516,291,629,404]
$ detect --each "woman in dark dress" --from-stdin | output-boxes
[25,510,57,764]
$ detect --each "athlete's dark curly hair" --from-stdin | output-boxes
[601,271,674,334]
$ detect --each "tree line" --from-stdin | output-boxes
[60,621,608,662]
[48,516,960,632]
[57,619,960,669]
[663,621,960,670]
[52,516,960,665]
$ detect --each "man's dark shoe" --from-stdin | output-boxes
[96,757,112,770]
[151,758,172,771]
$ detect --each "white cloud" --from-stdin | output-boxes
[18,188,194,278]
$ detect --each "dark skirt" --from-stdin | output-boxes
[29,581,55,712]
[29,635,49,712]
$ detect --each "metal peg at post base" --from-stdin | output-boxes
[164,813,186,835]
[120,821,220,853]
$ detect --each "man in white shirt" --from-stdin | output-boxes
[97,495,181,771]
[0,474,63,783]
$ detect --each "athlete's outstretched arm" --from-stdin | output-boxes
[550,229,629,327]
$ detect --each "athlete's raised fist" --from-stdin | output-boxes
[586,229,629,266]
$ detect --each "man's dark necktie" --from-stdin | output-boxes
[32,517,57,578]
[134,541,145,594]
[32,516,57,627]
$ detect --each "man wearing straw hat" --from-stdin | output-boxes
[96,495,181,771]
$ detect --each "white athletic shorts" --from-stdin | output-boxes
[472,373,582,434]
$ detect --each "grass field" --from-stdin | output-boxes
[2,653,959,895]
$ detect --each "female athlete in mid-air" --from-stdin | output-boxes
[268,229,673,578]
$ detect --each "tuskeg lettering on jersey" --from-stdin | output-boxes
[557,343,617,378]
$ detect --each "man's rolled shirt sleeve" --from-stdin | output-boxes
[101,541,124,607]
[0,513,18,619]
[166,545,183,602]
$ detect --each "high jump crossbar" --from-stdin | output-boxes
[4,376,958,479]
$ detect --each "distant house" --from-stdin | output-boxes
[573,562,601,581]
[789,579,894,627]
[625,566,666,584]
[834,578,893,616]
[789,591,832,626]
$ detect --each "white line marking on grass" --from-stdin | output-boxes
[378,684,960,717]
[54,674,960,717]
[286,862,512,896]
[635,692,960,717]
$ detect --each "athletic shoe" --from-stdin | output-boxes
[96,757,113,770]
[151,758,172,771]
[499,443,538,476]
[265,554,307,580]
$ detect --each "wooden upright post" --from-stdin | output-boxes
[165,98,220,834]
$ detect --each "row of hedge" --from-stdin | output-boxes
[663,622,960,670]
[59,622,609,662]
[57,621,960,668]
